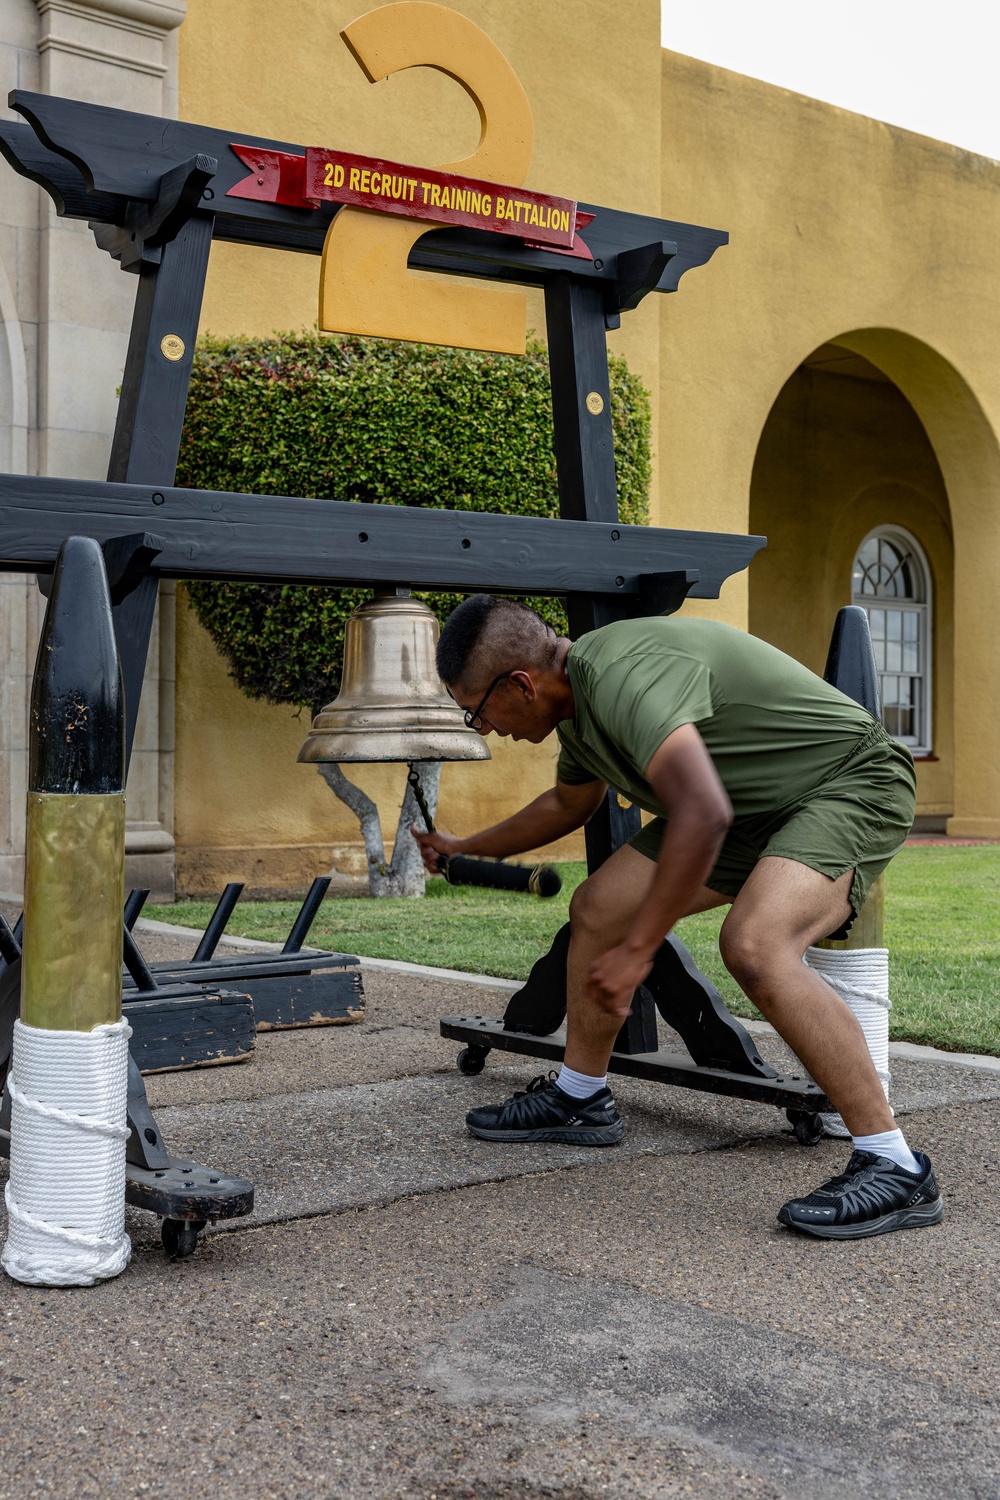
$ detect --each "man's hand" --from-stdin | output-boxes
[587,943,654,1018]
[411,826,464,875]
[409,779,607,877]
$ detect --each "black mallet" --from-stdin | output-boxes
[407,764,561,897]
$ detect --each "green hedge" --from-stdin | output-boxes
[177,332,651,712]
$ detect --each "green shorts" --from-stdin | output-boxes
[629,720,915,920]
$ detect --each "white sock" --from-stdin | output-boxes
[556,1064,607,1100]
[852,1128,920,1173]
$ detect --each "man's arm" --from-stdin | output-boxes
[587,722,733,1015]
[413,779,608,874]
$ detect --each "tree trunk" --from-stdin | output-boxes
[317,761,440,897]
[389,760,440,897]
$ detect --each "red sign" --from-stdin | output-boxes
[228,144,593,259]
[228,146,309,209]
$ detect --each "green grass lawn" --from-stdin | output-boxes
[156,846,999,1056]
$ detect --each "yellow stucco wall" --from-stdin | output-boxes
[747,361,954,815]
[662,53,1000,835]
[171,10,1000,893]
[176,0,664,890]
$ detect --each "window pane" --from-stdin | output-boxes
[878,539,897,596]
[854,534,930,748]
[878,539,914,599]
[880,663,927,741]
[901,704,915,737]
[855,538,880,596]
[881,677,919,741]
[853,533,924,602]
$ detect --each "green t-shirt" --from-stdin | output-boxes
[556,617,879,821]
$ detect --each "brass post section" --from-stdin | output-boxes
[21,536,125,1033]
[21,795,125,1031]
[818,872,885,954]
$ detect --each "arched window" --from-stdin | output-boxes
[851,527,932,753]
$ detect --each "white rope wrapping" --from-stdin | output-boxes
[804,946,890,1139]
[2,1017,132,1287]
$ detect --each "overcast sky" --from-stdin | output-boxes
[662,1,1000,162]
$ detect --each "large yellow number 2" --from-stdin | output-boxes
[319,2,532,353]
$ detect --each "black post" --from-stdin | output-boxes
[123,887,150,930]
[192,882,245,962]
[122,925,158,993]
[544,273,643,870]
[0,915,20,969]
[823,606,881,719]
[282,876,333,954]
[20,537,126,1042]
[545,274,652,1053]
[106,211,215,768]
[545,275,617,527]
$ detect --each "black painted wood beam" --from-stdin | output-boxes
[0,474,764,599]
[2,92,727,296]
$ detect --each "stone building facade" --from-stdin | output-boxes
[0,0,184,898]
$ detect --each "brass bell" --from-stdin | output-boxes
[297,590,492,764]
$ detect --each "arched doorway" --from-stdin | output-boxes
[748,340,955,829]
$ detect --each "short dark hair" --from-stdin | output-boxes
[437,595,556,687]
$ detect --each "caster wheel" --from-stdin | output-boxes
[786,1109,825,1146]
[161,1217,207,1259]
[456,1045,489,1076]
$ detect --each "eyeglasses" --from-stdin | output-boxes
[464,671,513,731]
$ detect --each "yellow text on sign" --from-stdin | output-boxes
[319,2,533,354]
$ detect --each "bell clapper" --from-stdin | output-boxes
[407,762,436,834]
[408,761,454,883]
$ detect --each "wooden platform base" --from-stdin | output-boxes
[125,954,366,1035]
[440,1015,831,1116]
[125,989,256,1074]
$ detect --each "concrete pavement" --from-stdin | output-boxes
[0,927,997,1499]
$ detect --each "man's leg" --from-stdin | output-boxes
[717,856,894,1135]
[562,844,727,1076]
[719,855,943,1238]
[465,843,727,1144]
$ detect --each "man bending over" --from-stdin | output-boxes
[414,595,944,1241]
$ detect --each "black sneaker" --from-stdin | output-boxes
[778,1149,944,1239]
[466,1073,623,1146]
